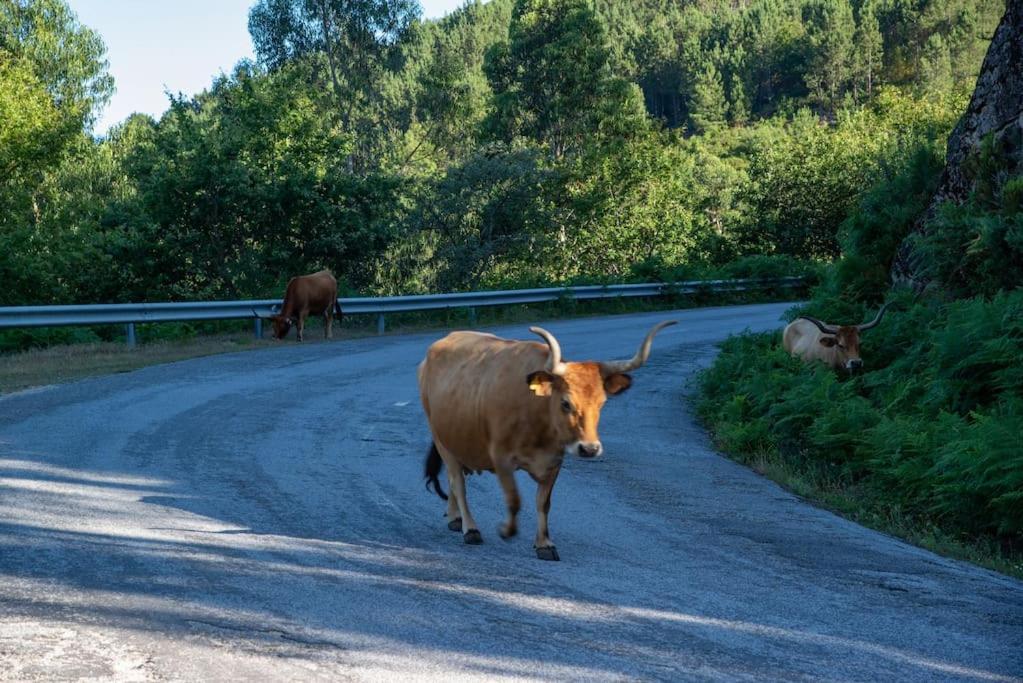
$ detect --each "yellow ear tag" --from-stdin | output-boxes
[528,377,553,396]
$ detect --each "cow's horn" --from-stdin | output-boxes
[800,316,838,335]
[530,326,567,376]
[857,303,889,331]
[601,320,678,374]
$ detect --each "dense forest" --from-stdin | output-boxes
[0,0,1004,309]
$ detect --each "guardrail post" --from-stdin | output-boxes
[254,318,262,339]
[125,323,136,349]
[377,314,385,335]
[468,307,476,325]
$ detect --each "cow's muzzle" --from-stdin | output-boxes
[576,442,603,459]
[846,359,863,371]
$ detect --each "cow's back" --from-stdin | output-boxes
[419,332,548,469]
[284,270,337,315]
[783,318,822,360]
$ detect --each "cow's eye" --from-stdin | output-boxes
[560,398,573,413]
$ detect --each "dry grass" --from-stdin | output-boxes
[0,334,276,395]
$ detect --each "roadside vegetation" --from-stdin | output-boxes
[697,128,1023,578]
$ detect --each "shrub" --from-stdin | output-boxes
[697,290,1023,552]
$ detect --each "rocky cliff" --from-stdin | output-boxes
[892,0,1022,284]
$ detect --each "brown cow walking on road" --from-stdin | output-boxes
[269,270,342,341]
[782,304,888,371]
[418,320,676,561]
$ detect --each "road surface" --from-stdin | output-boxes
[1,303,1021,681]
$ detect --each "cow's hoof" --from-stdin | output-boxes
[535,545,560,561]
[499,523,517,540]
[447,517,462,532]
[463,529,483,545]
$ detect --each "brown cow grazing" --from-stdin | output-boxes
[419,320,676,561]
[783,304,888,371]
[270,270,342,341]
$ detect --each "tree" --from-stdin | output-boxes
[803,0,856,110]
[853,0,883,98]
[920,33,953,96]
[0,0,113,129]
[688,62,728,133]
[483,0,647,158]
[728,72,751,126]
[248,0,421,170]
[0,0,112,306]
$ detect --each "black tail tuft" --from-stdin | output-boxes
[424,442,448,500]
[335,300,343,320]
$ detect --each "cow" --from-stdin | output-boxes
[418,320,677,561]
[266,270,342,342]
[782,304,888,371]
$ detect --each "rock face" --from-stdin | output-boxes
[892,0,1023,283]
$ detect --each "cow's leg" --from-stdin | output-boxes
[494,460,520,540]
[296,315,305,342]
[446,465,481,545]
[445,491,461,532]
[534,464,562,561]
[324,307,333,339]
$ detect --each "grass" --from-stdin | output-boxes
[0,285,803,395]
[694,295,1023,580]
[732,446,1023,579]
[0,334,274,395]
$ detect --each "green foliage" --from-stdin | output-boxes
[688,62,727,133]
[913,132,1023,298]
[0,0,112,306]
[600,0,1002,128]
[483,0,648,158]
[0,326,103,353]
[0,0,113,129]
[699,290,1023,545]
[737,89,961,260]
[699,98,1023,556]
[0,0,1007,352]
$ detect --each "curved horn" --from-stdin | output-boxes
[600,320,678,374]
[799,316,838,335]
[857,303,889,331]
[530,326,567,376]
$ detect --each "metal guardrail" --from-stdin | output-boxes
[0,276,805,347]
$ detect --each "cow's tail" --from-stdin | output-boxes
[335,299,343,320]
[424,442,448,500]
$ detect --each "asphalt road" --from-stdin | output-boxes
[1,303,1021,682]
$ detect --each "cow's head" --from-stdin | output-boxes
[270,315,295,340]
[802,304,888,372]
[526,321,677,458]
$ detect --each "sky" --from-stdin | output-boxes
[69,0,470,135]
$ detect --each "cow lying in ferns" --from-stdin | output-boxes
[783,304,888,371]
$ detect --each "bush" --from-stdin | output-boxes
[0,327,104,353]
[697,290,1023,551]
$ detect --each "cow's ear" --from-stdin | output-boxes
[527,371,556,397]
[604,372,632,396]
[819,336,837,347]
